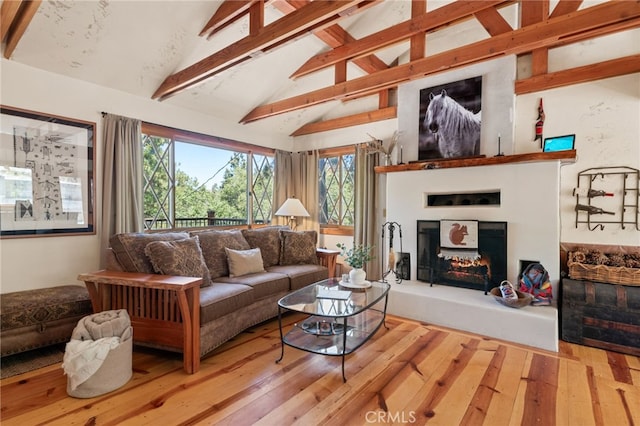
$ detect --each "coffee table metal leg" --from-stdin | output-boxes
[341,317,348,382]
[276,307,285,364]
[383,294,390,330]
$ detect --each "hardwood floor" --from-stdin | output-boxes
[2,313,639,425]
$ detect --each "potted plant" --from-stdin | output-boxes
[336,243,375,286]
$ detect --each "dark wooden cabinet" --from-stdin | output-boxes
[561,278,640,356]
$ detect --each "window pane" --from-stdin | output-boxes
[175,142,247,227]
[142,126,274,230]
[252,154,274,224]
[341,154,355,226]
[319,154,354,227]
[143,134,173,230]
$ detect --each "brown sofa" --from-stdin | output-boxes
[78,226,329,373]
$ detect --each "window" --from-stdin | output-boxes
[318,150,355,234]
[142,123,274,230]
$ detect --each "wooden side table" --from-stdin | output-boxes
[316,248,339,278]
[78,270,202,374]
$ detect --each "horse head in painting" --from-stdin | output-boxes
[423,89,481,158]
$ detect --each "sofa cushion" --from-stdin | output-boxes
[267,264,329,290]
[214,272,290,300]
[144,236,212,287]
[110,232,189,273]
[199,283,255,324]
[279,230,318,265]
[241,226,288,268]
[190,229,250,279]
[225,247,265,277]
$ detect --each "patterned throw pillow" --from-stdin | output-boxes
[225,247,265,277]
[279,230,317,265]
[109,232,190,273]
[144,236,212,287]
[191,229,250,279]
[241,226,289,267]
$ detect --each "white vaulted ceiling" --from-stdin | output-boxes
[2,0,639,140]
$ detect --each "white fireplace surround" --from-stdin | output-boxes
[384,161,563,351]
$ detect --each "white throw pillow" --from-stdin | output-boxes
[225,247,265,277]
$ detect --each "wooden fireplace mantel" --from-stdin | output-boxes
[375,150,576,174]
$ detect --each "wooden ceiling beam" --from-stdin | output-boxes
[2,0,41,59]
[1,0,23,42]
[409,0,426,61]
[153,0,369,101]
[515,54,640,94]
[291,0,510,79]
[474,5,513,36]
[270,0,387,76]
[521,0,550,76]
[340,84,397,102]
[241,1,640,123]
[249,0,264,35]
[199,0,258,38]
[320,27,389,74]
[290,106,397,136]
[292,88,394,135]
[378,89,390,109]
[549,0,582,19]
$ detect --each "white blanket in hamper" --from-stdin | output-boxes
[63,310,133,392]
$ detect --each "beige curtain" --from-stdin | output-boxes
[100,114,143,267]
[272,150,292,227]
[354,145,380,280]
[293,150,319,232]
[272,149,319,232]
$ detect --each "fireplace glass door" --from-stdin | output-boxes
[417,220,507,292]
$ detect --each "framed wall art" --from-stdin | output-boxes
[419,76,482,160]
[0,106,95,238]
[398,55,516,163]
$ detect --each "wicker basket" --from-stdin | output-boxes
[567,261,640,286]
[490,287,534,308]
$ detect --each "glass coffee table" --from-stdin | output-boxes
[276,278,390,382]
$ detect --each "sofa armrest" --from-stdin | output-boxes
[77,270,202,374]
[316,248,339,278]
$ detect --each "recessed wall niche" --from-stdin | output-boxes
[424,190,501,207]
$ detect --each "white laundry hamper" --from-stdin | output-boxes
[63,309,133,398]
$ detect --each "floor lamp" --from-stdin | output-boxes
[275,197,310,230]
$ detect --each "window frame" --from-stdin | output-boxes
[141,122,275,230]
[318,145,355,237]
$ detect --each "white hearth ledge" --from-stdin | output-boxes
[387,280,558,352]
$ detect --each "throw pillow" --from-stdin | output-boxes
[110,232,190,273]
[191,229,250,278]
[241,226,289,267]
[144,236,212,287]
[279,230,318,265]
[225,247,265,277]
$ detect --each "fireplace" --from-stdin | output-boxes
[416,220,507,292]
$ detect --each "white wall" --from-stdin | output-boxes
[386,162,562,295]
[0,59,292,293]
[516,75,640,246]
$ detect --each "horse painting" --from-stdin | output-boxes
[423,89,481,158]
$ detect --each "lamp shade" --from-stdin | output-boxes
[275,198,310,217]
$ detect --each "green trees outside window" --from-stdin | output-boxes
[142,132,273,230]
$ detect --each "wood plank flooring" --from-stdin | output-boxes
[1,313,639,425]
